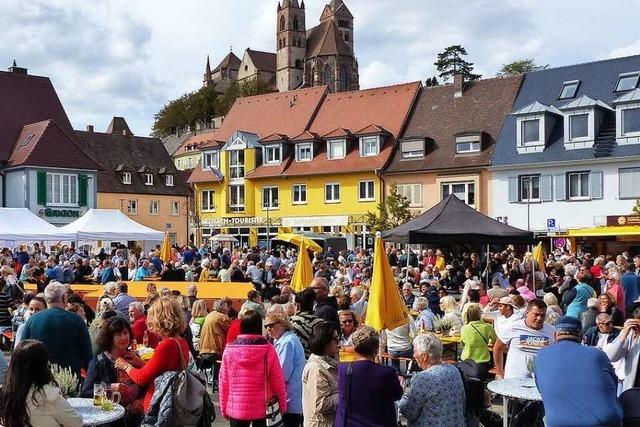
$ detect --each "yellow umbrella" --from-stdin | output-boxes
[274,233,323,253]
[365,235,408,331]
[532,241,545,271]
[291,237,314,293]
[160,232,172,263]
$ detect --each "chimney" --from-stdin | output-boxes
[8,60,27,75]
[453,73,464,98]
[86,125,94,133]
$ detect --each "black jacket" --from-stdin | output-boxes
[583,325,620,347]
[315,296,339,330]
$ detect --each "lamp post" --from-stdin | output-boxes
[266,196,278,251]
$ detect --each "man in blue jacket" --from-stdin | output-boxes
[535,316,623,427]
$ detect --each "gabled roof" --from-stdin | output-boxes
[246,49,277,72]
[213,52,241,73]
[106,116,132,136]
[291,131,321,142]
[492,54,640,167]
[512,101,562,116]
[613,88,640,104]
[0,70,74,162]
[355,124,390,136]
[385,75,523,174]
[187,164,224,184]
[201,86,327,147]
[306,20,351,58]
[75,124,188,196]
[173,130,219,156]
[223,130,261,150]
[161,131,195,156]
[558,95,614,111]
[7,120,99,170]
[259,133,289,144]
[322,128,352,139]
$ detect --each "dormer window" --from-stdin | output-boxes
[400,139,424,158]
[264,144,281,164]
[615,72,640,92]
[144,173,153,186]
[296,143,313,162]
[569,114,589,139]
[165,175,174,187]
[359,136,379,157]
[623,107,640,135]
[521,119,540,144]
[122,172,132,185]
[455,135,481,154]
[558,80,580,100]
[202,150,219,169]
[327,140,346,160]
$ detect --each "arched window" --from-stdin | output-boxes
[345,32,350,42]
[293,16,299,31]
[295,59,303,69]
[339,65,349,91]
[323,64,335,90]
[278,39,283,49]
[279,16,286,31]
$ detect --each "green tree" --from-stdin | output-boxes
[434,45,481,82]
[498,59,547,76]
[366,184,414,232]
[633,200,640,215]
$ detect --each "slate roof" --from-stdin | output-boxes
[201,86,327,146]
[306,20,351,58]
[246,49,277,72]
[492,54,640,167]
[385,75,522,174]
[0,70,75,162]
[8,120,99,170]
[613,88,640,104]
[213,52,241,73]
[75,119,189,196]
[249,81,421,178]
[187,165,224,184]
[161,131,194,156]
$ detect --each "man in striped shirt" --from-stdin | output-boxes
[291,288,323,359]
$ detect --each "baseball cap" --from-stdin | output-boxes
[555,316,582,334]
[498,296,516,308]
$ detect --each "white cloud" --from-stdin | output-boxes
[1,0,640,135]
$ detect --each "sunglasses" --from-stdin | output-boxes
[265,323,278,329]
[340,320,353,324]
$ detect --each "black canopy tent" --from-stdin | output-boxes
[382,194,534,245]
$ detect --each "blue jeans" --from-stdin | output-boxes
[389,348,413,373]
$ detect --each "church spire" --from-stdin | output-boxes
[205,55,211,75]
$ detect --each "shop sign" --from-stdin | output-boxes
[201,217,280,227]
[606,215,640,226]
[282,215,349,227]
[41,208,81,218]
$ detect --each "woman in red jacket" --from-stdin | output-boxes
[220,310,287,426]
[114,297,190,413]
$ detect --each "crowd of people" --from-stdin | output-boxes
[0,242,639,426]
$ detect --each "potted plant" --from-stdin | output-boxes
[50,363,80,398]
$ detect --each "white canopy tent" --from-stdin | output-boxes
[0,208,76,241]
[60,209,164,241]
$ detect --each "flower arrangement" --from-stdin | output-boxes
[50,363,80,398]
[433,315,454,335]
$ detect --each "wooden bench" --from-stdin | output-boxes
[379,352,413,373]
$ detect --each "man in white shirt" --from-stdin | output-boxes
[493,299,556,379]
[493,296,523,341]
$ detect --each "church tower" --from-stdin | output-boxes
[276,0,306,92]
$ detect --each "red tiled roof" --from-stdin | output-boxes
[201,86,327,147]
[0,70,75,162]
[8,120,99,170]
[322,128,352,139]
[355,124,390,136]
[187,164,224,184]
[174,130,220,155]
[249,81,421,178]
[259,133,289,143]
[291,131,320,142]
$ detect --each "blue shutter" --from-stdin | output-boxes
[508,177,518,203]
[540,175,553,202]
[590,171,603,199]
[555,174,566,201]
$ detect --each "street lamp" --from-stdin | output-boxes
[266,197,278,250]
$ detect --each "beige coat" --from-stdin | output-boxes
[26,384,83,427]
[302,354,338,427]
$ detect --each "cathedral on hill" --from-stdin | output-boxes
[203,0,359,94]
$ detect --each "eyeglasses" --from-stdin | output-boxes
[340,320,353,324]
[265,323,277,329]
[597,321,612,326]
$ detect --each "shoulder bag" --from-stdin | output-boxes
[264,354,284,427]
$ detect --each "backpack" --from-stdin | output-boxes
[169,339,207,427]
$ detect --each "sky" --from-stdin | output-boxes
[1,0,640,137]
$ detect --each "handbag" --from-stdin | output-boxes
[264,355,284,427]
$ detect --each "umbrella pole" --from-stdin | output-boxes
[486,244,490,289]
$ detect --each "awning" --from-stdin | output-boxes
[566,225,640,237]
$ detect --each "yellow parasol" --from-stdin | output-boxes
[274,233,323,253]
[291,237,314,293]
[160,232,172,263]
[365,234,408,331]
[532,241,545,271]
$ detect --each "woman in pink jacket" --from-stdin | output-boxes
[220,309,287,426]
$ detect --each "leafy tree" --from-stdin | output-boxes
[366,184,414,232]
[498,59,547,76]
[434,45,481,82]
[633,200,640,216]
[425,76,439,87]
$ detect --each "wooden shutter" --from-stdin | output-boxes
[555,174,566,201]
[37,171,47,205]
[79,174,88,206]
[590,171,603,199]
[508,177,518,203]
[541,175,553,202]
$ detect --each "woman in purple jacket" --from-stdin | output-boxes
[335,326,402,427]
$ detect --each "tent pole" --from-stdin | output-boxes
[486,244,490,288]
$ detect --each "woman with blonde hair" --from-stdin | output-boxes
[199,258,211,282]
[543,293,563,325]
[114,297,190,413]
[439,295,463,334]
[190,299,208,351]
